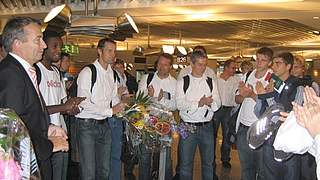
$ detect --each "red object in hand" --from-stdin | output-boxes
[265,72,272,82]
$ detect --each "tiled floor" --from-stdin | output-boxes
[125,135,241,180]
[68,129,242,180]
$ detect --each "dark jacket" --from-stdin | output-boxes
[0,54,53,162]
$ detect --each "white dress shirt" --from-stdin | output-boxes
[176,74,221,123]
[236,69,272,130]
[217,75,240,107]
[76,60,118,120]
[138,72,177,111]
[177,65,217,80]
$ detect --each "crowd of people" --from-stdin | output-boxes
[1,16,320,180]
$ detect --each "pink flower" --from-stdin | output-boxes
[0,157,22,180]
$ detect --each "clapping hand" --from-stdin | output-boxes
[239,82,254,98]
[198,95,213,107]
[293,86,320,138]
[147,85,155,97]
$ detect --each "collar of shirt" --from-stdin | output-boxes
[93,59,113,73]
[155,71,174,81]
[9,52,32,70]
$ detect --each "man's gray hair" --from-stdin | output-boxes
[2,17,41,52]
[190,50,207,64]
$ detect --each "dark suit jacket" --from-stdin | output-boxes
[0,54,53,162]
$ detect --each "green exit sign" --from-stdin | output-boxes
[62,44,79,54]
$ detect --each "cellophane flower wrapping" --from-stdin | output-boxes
[0,108,40,180]
[119,92,178,152]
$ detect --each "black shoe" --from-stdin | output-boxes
[222,162,231,169]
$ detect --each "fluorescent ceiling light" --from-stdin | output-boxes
[162,45,175,55]
[124,13,139,33]
[177,46,187,55]
[44,4,71,23]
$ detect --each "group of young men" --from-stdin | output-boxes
[1,16,320,180]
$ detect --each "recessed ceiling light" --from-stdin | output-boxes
[313,31,320,35]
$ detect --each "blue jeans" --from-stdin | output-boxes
[214,106,232,163]
[263,139,301,180]
[139,145,172,180]
[179,121,215,180]
[108,117,123,180]
[51,151,68,180]
[236,124,264,180]
[78,118,111,180]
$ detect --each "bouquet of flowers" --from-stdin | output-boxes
[119,92,178,151]
[0,108,40,180]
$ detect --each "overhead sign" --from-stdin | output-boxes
[62,44,79,54]
[177,56,187,63]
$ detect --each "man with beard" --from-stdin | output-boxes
[35,30,85,180]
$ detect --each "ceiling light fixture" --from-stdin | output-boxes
[177,46,187,56]
[43,4,71,35]
[162,45,175,55]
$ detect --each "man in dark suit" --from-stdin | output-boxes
[0,17,68,180]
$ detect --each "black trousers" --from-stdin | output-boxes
[39,158,53,180]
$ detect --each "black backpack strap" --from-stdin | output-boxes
[51,65,63,81]
[206,77,213,92]
[34,63,41,85]
[147,73,154,87]
[86,64,97,93]
[113,69,120,83]
[183,75,190,94]
[244,71,252,83]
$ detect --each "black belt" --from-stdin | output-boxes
[221,106,233,109]
[78,118,107,125]
[185,121,211,126]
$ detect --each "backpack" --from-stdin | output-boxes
[34,63,63,85]
[69,64,120,97]
[182,75,213,94]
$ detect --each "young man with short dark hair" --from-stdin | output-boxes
[255,52,302,180]
[235,47,274,180]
